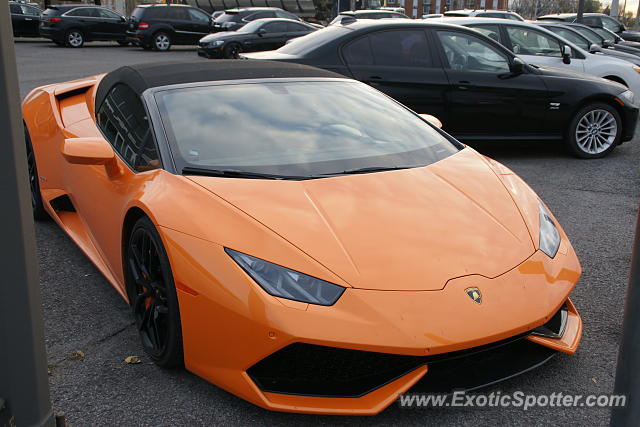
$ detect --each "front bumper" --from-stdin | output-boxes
[161,227,582,415]
[620,101,639,142]
[197,45,224,59]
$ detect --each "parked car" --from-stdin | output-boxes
[23,60,584,414]
[39,5,128,47]
[212,7,302,32]
[198,18,317,58]
[10,1,41,37]
[422,13,443,18]
[330,9,409,25]
[556,22,640,56]
[127,4,214,51]
[538,13,640,42]
[536,21,640,66]
[444,9,524,20]
[243,19,638,157]
[435,18,640,97]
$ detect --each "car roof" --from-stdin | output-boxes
[430,16,523,25]
[45,4,92,10]
[249,17,310,24]
[95,61,343,109]
[343,9,405,15]
[224,7,281,12]
[136,3,192,7]
[333,18,461,30]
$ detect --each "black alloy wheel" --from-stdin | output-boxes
[25,126,48,221]
[126,216,183,368]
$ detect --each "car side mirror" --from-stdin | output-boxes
[509,57,526,74]
[62,137,115,165]
[419,114,442,129]
[562,45,571,64]
[258,28,267,36]
[589,43,601,53]
[120,16,126,22]
[603,40,614,47]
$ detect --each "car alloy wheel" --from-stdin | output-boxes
[153,33,171,51]
[567,102,621,158]
[224,43,242,59]
[66,30,84,48]
[126,217,183,367]
[575,109,617,155]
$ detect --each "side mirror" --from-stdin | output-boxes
[419,114,442,129]
[121,16,126,22]
[604,40,615,47]
[589,43,601,53]
[258,28,267,36]
[562,45,571,64]
[62,137,115,165]
[509,57,526,74]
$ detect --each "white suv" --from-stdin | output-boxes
[437,17,640,97]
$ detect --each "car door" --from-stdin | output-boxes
[254,21,289,50]
[10,3,27,36]
[65,7,100,38]
[433,28,550,137]
[166,7,193,43]
[66,83,162,277]
[96,8,127,40]
[186,8,213,42]
[342,29,449,123]
[19,4,41,36]
[503,25,585,73]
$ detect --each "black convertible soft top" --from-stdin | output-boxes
[95,60,343,109]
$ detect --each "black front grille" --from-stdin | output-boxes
[247,331,545,398]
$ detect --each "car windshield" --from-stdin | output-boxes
[215,12,240,23]
[277,25,349,54]
[155,80,459,178]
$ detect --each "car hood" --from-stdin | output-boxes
[241,51,300,60]
[185,148,536,291]
[533,64,627,90]
[200,32,251,43]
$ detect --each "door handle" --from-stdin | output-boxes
[368,76,383,80]
[457,80,471,90]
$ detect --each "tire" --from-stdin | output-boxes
[117,40,130,46]
[125,216,183,368]
[223,42,242,59]
[65,29,84,48]
[152,32,171,51]
[25,125,49,221]
[566,102,621,159]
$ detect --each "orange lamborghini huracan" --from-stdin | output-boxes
[23,61,582,415]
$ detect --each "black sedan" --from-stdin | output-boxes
[243,19,638,158]
[198,18,317,59]
[10,1,42,37]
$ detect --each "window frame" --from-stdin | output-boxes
[504,25,564,58]
[98,8,121,19]
[95,83,164,174]
[434,28,513,74]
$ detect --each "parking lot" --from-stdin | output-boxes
[14,38,639,426]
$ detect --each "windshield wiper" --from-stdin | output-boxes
[321,165,415,176]
[182,166,309,180]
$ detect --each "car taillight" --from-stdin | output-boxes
[138,22,149,29]
[47,17,61,23]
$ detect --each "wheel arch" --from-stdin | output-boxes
[565,94,626,139]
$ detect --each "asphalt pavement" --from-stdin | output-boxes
[13,39,640,426]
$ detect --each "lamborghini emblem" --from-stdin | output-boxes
[465,287,482,304]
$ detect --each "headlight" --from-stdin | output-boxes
[538,202,560,258]
[225,248,345,306]
[208,40,224,48]
[633,66,640,74]
[619,89,635,104]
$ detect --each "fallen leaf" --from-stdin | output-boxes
[124,355,141,364]
[68,350,85,360]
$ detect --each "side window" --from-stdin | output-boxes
[167,7,189,20]
[342,36,374,65]
[551,28,589,50]
[22,5,41,16]
[96,84,160,172]
[286,22,309,32]
[437,31,510,72]
[477,13,501,18]
[245,11,275,21]
[582,16,600,27]
[66,8,91,17]
[469,24,502,43]
[275,10,297,19]
[98,8,121,19]
[262,22,287,33]
[187,8,210,24]
[10,4,22,14]
[507,14,522,21]
[369,30,431,67]
[506,26,561,57]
